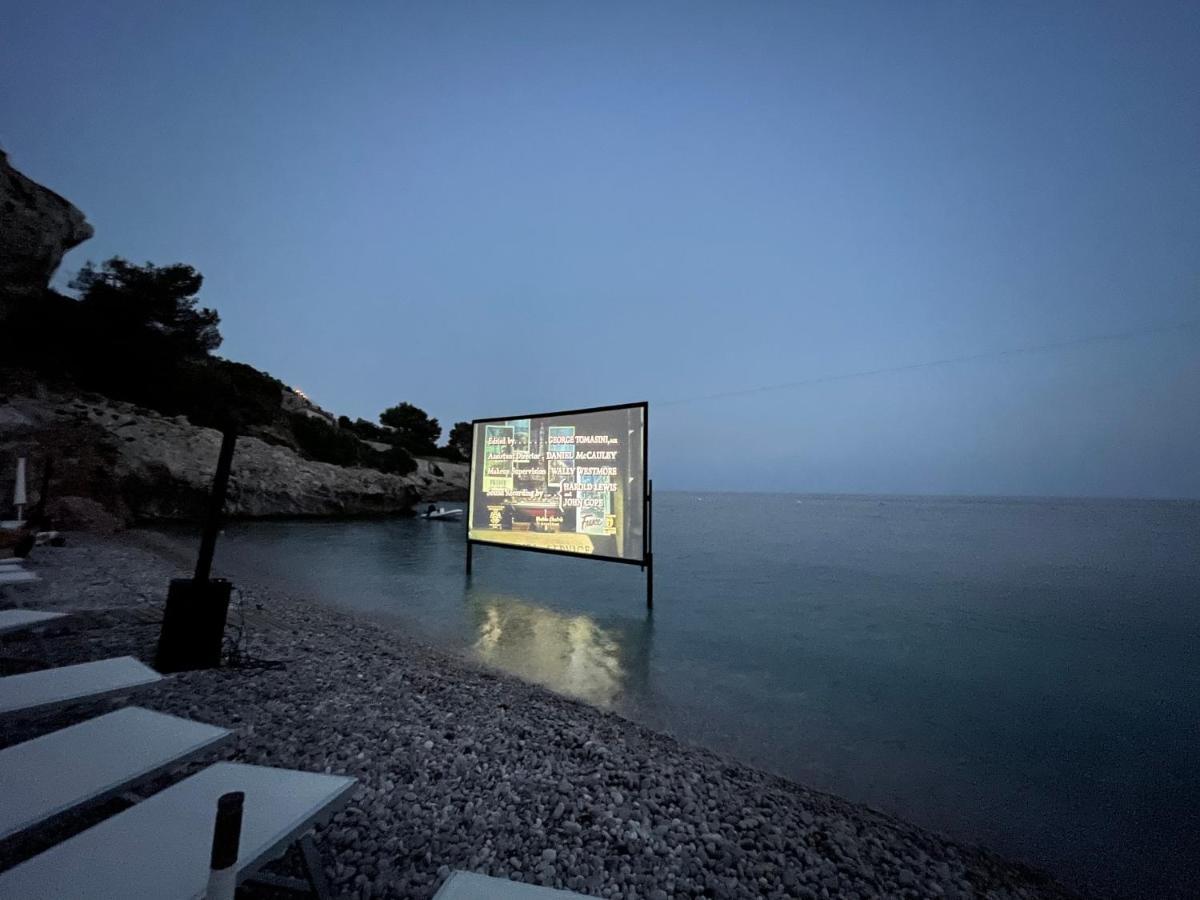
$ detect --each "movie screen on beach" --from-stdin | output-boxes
[469,403,647,563]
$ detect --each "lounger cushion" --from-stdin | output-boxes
[0,609,65,636]
[435,871,592,899]
[0,656,161,717]
[0,571,40,584]
[0,762,356,899]
[0,706,232,840]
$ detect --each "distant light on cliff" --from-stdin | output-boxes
[293,387,310,401]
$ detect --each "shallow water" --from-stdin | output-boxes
[208,493,1200,898]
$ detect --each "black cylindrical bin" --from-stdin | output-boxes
[155,577,233,673]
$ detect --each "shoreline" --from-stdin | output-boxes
[1,532,1079,899]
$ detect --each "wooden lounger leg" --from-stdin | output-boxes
[245,872,312,893]
[299,834,334,899]
[245,835,332,898]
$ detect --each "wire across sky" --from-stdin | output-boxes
[657,318,1200,408]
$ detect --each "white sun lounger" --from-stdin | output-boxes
[0,656,162,717]
[0,761,356,900]
[435,872,592,899]
[0,706,232,841]
[0,570,40,585]
[0,609,65,636]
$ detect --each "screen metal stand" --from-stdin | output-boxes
[645,479,654,610]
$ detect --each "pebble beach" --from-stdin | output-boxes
[0,532,1080,900]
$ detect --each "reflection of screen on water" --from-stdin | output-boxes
[468,403,646,563]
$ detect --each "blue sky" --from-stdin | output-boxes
[3,1,1197,496]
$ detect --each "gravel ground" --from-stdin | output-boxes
[0,532,1081,899]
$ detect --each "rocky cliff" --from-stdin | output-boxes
[0,388,468,525]
[409,455,470,503]
[0,150,93,301]
[0,154,469,525]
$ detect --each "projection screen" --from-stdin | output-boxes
[468,402,647,564]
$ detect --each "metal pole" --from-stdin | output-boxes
[13,457,27,525]
[195,429,237,585]
[466,539,473,575]
[646,478,653,610]
[206,791,244,900]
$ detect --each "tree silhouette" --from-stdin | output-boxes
[70,257,221,357]
[379,402,441,454]
[448,421,472,459]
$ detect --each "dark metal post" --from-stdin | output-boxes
[156,428,237,673]
[195,429,237,584]
[464,444,474,576]
[206,791,244,900]
[646,478,653,610]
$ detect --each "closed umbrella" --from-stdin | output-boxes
[13,457,26,524]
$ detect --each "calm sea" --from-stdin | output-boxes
[209,493,1200,898]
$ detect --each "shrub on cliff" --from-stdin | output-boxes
[176,359,287,432]
[71,258,222,357]
[379,402,441,454]
[290,413,364,467]
[3,259,248,421]
[448,421,472,459]
[338,416,392,443]
[371,444,417,476]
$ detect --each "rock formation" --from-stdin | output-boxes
[0,153,469,525]
[1,389,467,524]
[409,456,469,503]
[0,150,93,299]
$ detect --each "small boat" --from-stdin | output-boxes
[423,507,463,520]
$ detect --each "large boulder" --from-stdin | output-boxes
[44,496,124,534]
[0,150,93,298]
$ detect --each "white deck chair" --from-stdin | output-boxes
[435,871,592,899]
[0,570,40,585]
[0,706,232,841]
[0,761,356,900]
[0,656,162,717]
[0,609,65,636]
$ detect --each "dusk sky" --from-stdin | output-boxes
[4,2,1197,497]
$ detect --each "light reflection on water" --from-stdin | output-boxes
[468,594,626,707]
[207,515,657,712]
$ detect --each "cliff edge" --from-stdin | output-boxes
[0,149,93,301]
[0,153,467,525]
[1,388,466,525]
